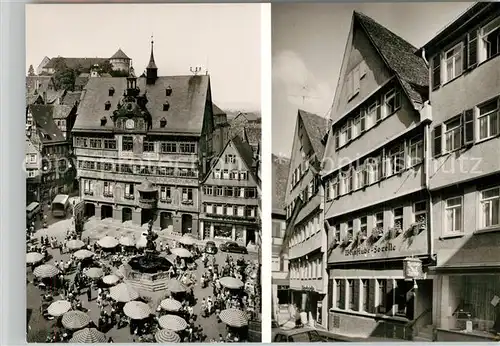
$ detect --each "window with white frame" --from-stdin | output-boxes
[216,205,223,215]
[339,123,348,147]
[355,167,364,190]
[125,183,134,198]
[30,154,37,163]
[122,136,133,151]
[346,220,353,239]
[182,188,193,202]
[414,201,428,224]
[216,187,223,196]
[160,186,171,201]
[444,43,463,82]
[393,207,403,230]
[408,136,424,166]
[480,16,500,61]
[384,89,401,117]
[375,212,384,230]
[332,178,339,198]
[444,116,462,152]
[239,171,248,180]
[334,224,340,243]
[83,179,91,192]
[480,187,500,228]
[366,157,381,184]
[445,197,463,233]
[103,181,112,196]
[214,169,221,179]
[237,206,245,217]
[360,216,368,237]
[352,114,361,138]
[367,100,381,125]
[478,98,499,140]
[388,143,405,175]
[222,169,230,179]
[341,169,353,194]
[225,154,236,164]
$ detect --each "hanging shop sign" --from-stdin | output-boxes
[403,257,423,279]
[344,243,396,256]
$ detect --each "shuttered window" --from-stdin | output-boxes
[432,55,441,89]
[463,109,475,145]
[433,125,443,157]
[468,30,478,68]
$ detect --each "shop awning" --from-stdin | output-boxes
[433,232,500,273]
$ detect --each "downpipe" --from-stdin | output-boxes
[424,121,436,264]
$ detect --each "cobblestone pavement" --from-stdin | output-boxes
[27,217,259,342]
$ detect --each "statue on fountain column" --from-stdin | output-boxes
[145,218,158,255]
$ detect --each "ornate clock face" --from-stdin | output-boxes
[125,119,135,129]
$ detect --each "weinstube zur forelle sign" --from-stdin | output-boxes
[344,243,396,256]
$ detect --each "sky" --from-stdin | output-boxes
[272,2,474,157]
[26,4,261,112]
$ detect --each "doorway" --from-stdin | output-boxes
[84,203,95,218]
[141,208,155,226]
[101,205,113,219]
[181,214,193,235]
[122,207,132,222]
[160,212,173,230]
[246,228,256,246]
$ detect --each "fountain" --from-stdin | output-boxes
[119,180,173,292]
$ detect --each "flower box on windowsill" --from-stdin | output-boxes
[124,195,134,200]
[343,237,353,246]
[84,191,93,196]
[371,227,384,239]
[103,192,113,198]
[181,200,193,205]
[160,198,172,203]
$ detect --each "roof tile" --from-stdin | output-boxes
[354,11,429,107]
[298,109,331,159]
[73,75,209,134]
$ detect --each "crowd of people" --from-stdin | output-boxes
[27,218,260,343]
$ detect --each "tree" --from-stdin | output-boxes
[52,57,77,91]
[28,64,35,76]
[98,60,114,75]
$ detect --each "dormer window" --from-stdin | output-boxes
[108,87,115,97]
[101,116,107,126]
[166,86,172,96]
[104,101,111,111]
[163,102,170,111]
[160,117,167,128]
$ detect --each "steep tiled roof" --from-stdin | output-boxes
[29,105,66,144]
[75,76,89,89]
[245,126,261,147]
[233,134,260,187]
[61,91,82,106]
[44,57,108,70]
[73,75,209,134]
[110,48,130,60]
[52,104,74,119]
[272,154,290,214]
[26,92,43,105]
[354,11,429,107]
[45,90,66,104]
[26,137,40,155]
[212,103,225,116]
[26,76,56,93]
[298,109,331,159]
